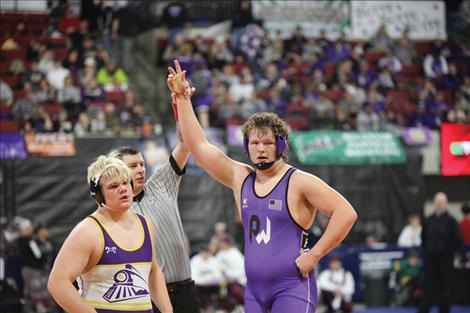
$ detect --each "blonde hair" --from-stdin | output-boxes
[87,155,132,185]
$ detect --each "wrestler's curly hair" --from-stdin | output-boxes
[241,112,289,161]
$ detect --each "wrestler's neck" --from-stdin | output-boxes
[255,159,289,180]
[97,205,132,223]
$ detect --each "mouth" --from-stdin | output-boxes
[256,157,268,163]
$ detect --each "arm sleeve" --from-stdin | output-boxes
[146,158,182,202]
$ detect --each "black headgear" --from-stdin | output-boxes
[89,175,134,205]
[89,175,105,205]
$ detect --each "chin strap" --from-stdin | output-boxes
[253,154,284,170]
[254,160,276,170]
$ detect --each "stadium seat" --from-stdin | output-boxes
[0,119,19,132]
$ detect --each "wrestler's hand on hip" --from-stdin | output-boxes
[295,250,320,278]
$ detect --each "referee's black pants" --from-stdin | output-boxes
[417,254,454,313]
[153,280,201,313]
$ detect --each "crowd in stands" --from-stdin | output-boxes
[2,1,469,139]
[161,20,470,131]
[1,1,144,137]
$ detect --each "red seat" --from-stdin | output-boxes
[2,75,19,88]
[0,119,19,132]
[387,89,411,102]
[364,52,387,64]
[401,65,423,76]
[42,102,63,117]
[105,91,125,103]
[285,116,310,130]
[13,89,25,100]
[0,49,27,61]
[414,41,431,56]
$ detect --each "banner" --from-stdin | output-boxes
[252,0,349,39]
[0,133,27,159]
[24,132,76,157]
[290,131,405,165]
[226,124,244,146]
[402,127,432,146]
[441,123,470,176]
[350,1,446,40]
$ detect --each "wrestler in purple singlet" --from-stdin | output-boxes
[241,167,317,313]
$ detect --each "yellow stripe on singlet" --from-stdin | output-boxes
[86,300,152,310]
[93,261,152,268]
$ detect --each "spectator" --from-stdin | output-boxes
[356,103,380,131]
[57,75,83,119]
[96,0,116,58]
[460,202,470,245]
[215,237,246,306]
[370,24,392,53]
[446,101,468,123]
[20,61,45,91]
[37,50,55,75]
[46,59,70,91]
[318,255,355,313]
[190,246,224,311]
[209,222,229,255]
[36,78,56,104]
[378,50,403,73]
[96,59,129,91]
[114,3,139,71]
[0,80,13,106]
[17,221,54,313]
[440,63,463,90]
[423,43,449,78]
[230,0,254,50]
[417,192,463,313]
[161,0,189,44]
[390,250,422,306]
[397,214,422,248]
[392,27,416,65]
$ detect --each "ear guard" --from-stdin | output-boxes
[89,176,134,205]
[243,133,287,159]
[90,176,105,205]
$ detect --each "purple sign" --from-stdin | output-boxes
[0,133,27,159]
[402,127,432,146]
[226,125,243,146]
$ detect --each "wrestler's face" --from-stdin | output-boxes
[247,128,276,164]
[121,153,146,195]
[100,176,133,212]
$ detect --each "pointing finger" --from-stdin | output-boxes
[174,59,182,73]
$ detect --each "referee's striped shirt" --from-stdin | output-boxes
[130,156,191,283]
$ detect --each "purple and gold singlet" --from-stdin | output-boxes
[241,167,317,313]
[78,213,153,313]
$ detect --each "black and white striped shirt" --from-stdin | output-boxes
[130,157,191,283]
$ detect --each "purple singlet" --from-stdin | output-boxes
[241,167,317,313]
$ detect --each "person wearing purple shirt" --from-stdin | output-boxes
[168,59,357,313]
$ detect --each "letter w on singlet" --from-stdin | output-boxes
[256,217,271,244]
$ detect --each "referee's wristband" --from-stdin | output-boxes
[171,102,179,122]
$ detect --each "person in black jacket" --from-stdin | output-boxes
[417,192,463,313]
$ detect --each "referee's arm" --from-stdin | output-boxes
[171,125,189,173]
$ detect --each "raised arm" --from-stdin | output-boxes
[294,172,357,277]
[146,218,173,313]
[47,220,100,313]
[168,80,190,170]
[168,59,250,189]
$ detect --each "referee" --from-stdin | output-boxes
[108,139,201,313]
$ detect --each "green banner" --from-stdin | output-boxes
[290,131,405,165]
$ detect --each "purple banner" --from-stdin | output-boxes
[402,127,432,146]
[0,133,27,159]
[226,125,243,146]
